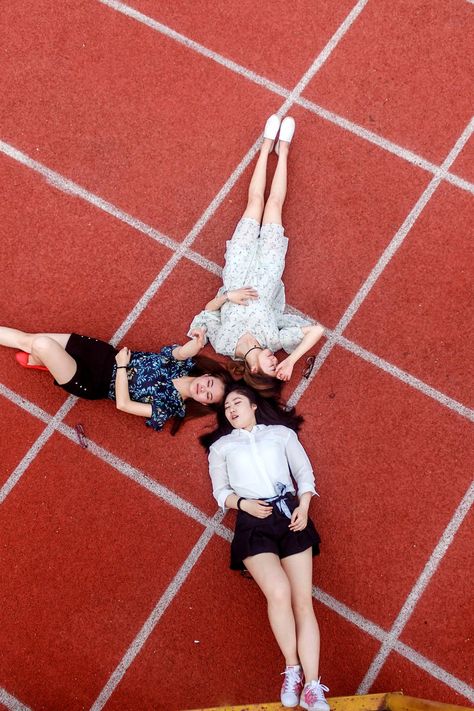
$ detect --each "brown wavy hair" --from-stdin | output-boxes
[227,359,283,398]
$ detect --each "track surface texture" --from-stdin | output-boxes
[0,1,473,710]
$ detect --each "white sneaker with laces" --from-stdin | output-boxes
[280,664,304,707]
[300,678,330,711]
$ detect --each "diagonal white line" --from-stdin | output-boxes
[0,140,219,276]
[97,0,474,195]
[288,116,474,408]
[90,513,223,711]
[98,0,291,98]
[393,640,474,702]
[0,688,32,711]
[1,381,471,702]
[0,396,76,504]
[336,336,474,422]
[1,139,472,422]
[0,381,232,541]
[296,96,474,196]
[110,0,371,340]
[358,480,474,697]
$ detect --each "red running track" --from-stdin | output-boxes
[0,1,473,709]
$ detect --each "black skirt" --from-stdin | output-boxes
[230,493,321,571]
[54,333,117,400]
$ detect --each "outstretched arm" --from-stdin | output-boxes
[275,324,325,381]
[172,329,206,360]
[114,347,152,418]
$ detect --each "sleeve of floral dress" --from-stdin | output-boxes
[188,309,221,347]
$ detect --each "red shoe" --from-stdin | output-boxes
[15,351,49,372]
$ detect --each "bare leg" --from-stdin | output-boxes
[243,552,299,666]
[281,548,320,682]
[262,141,289,226]
[242,138,273,222]
[0,327,76,384]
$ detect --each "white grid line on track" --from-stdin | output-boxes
[288,116,474,408]
[1,0,472,705]
[0,688,31,711]
[109,0,370,342]
[1,381,472,703]
[0,141,471,425]
[90,515,223,711]
[358,480,474,700]
[97,0,474,196]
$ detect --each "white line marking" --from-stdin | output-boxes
[0,140,220,275]
[90,513,222,710]
[393,640,474,702]
[0,688,32,711]
[288,117,474,408]
[0,396,76,504]
[98,0,291,98]
[313,585,474,702]
[97,0,474,195]
[1,381,471,700]
[108,0,370,339]
[284,303,473,420]
[358,480,474,696]
[336,335,474,422]
[296,97,474,196]
[0,382,232,542]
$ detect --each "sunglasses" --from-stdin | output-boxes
[302,355,316,379]
[74,422,88,449]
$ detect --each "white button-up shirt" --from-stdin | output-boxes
[208,424,317,511]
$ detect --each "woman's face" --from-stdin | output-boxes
[257,348,278,376]
[190,375,225,405]
[224,391,257,430]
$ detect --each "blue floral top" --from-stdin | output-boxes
[108,344,195,431]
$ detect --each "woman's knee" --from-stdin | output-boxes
[30,335,56,358]
[291,594,315,619]
[266,580,292,607]
[265,194,284,213]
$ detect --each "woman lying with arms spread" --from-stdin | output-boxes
[1,325,229,432]
[189,114,324,396]
[200,384,329,711]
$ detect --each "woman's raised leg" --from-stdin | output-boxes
[243,552,299,665]
[262,140,289,227]
[0,327,76,384]
[242,138,273,222]
[281,548,321,682]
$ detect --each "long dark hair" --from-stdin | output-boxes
[227,359,283,398]
[169,354,233,435]
[199,383,304,450]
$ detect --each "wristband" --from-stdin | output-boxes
[116,365,128,369]
[237,497,245,511]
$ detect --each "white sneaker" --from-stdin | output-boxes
[275,116,296,154]
[263,113,281,151]
[300,678,330,711]
[280,664,304,707]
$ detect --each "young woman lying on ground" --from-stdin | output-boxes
[1,326,229,432]
[200,385,329,711]
[189,114,324,396]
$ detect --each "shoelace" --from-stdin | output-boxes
[305,678,329,702]
[281,666,302,692]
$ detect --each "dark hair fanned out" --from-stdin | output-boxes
[199,383,303,450]
[169,355,232,436]
[227,361,283,398]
